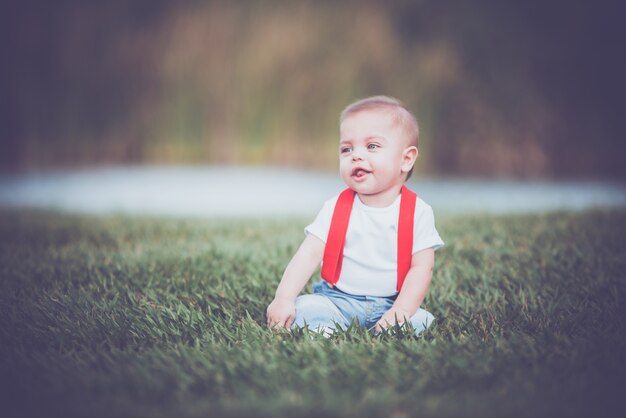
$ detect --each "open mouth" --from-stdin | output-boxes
[351,167,371,180]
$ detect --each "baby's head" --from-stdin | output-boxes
[340,96,419,147]
[338,96,419,200]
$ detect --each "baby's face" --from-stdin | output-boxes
[339,110,415,202]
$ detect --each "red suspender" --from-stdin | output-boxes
[321,186,417,292]
[396,186,417,291]
[320,188,355,286]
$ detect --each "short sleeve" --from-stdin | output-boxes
[412,203,444,253]
[304,196,337,243]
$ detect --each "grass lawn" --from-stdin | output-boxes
[1,208,625,418]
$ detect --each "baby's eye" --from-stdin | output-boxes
[367,143,380,150]
[340,147,352,154]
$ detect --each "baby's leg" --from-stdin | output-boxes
[291,294,349,337]
[409,308,435,336]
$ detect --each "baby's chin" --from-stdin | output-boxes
[345,181,377,195]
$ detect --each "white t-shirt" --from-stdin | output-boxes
[305,192,444,297]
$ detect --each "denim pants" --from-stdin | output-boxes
[291,281,435,336]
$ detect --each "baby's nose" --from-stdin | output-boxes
[351,150,364,161]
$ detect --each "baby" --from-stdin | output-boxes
[266,96,444,336]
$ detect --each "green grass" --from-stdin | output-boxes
[1,208,625,418]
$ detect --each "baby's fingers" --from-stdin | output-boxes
[268,315,288,330]
[266,312,280,329]
[285,314,295,330]
[375,319,386,334]
[375,315,396,333]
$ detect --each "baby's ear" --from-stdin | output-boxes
[401,146,418,173]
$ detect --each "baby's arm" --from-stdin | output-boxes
[266,234,325,330]
[375,247,434,332]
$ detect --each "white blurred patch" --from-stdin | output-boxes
[0,165,625,217]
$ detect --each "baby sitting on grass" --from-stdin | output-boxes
[266,96,444,336]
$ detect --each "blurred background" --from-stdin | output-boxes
[1,0,625,180]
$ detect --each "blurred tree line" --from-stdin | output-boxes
[1,0,624,179]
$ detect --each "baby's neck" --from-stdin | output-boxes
[357,186,403,208]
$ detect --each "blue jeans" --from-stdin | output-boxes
[291,281,435,336]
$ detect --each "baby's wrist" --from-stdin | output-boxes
[390,305,413,316]
[273,293,296,303]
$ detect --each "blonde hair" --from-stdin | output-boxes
[340,95,419,179]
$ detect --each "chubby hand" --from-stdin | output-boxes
[266,297,296,330]
[375,307,412,333]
